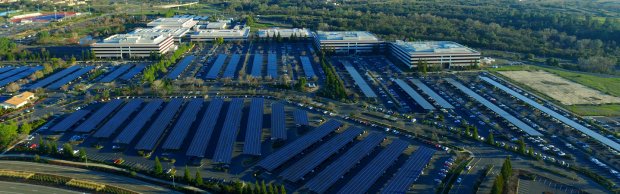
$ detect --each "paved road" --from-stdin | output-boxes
[0,181,81,194]
[0,160,178,194]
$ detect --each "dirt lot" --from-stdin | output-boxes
[498,70,620,105]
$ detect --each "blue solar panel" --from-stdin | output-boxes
[337,139,409,194]
[410,78,454,109]
[205,54,227,79]
[293,109,309,126]
[250,53,263,77]
[186,99,224,157]
[0,67,29,81]
[270,102,286,140]
[99,65,132,83]
[47,66,94,90]
[114,99,164,144]
[119,64,147,80]
[343,62,377,98]
[257,120,343,171]
[267,53,278,79]
[299,56,316,78]
[27,66,81,89]
[162,98,204,150]
[381,146,436,194]
[394,79,435,110]
[212,98,244,164]
[305,133,386,193]
[166,55,195,79]
[243,98,265,155]
[0,66,13,74]
[49,110,90,132]
[0,66,43,87]
[135,98,184,151]
[222,54,241,79]
[446,78,539,137]
[281,127,363,182]
[74,99,124,132]
[93,99,143,138]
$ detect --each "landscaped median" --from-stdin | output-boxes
[0,169,138,194]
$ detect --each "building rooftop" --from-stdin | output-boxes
[3,91,35,106]
[131,28,190,38]
[147,17,197,28]
[258,28,310,37]
[392,40,479,55]
[192,27,250,37]
[96,34,170,45]
[206,22,227,29]
[315,31,380,41]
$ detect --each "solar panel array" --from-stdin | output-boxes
[119,64,147,80]
[0,67,12,74]
[257,120,343,171]
[212,98,244,163]
[299,56,316,78]
[162,99,204,150]
[93,99,143,138]
[445,78,542,136]
[49,110,90,132]
[243,98,265,155]
[114,99,164,144]
[305,133,386,193]
[480,76,620,150]
[270,102,286,140]
[74,100,124,132]
[394,79,435,110]
[0,66,43,87]
[100,65,132,82]
[251,53,263,77]
[343,62,377,98]
[186,99,224,157]
[205,54,228,79]
[410,78,454,109]
[293,109,309,126]
[166,55,195,79]
[27,66,81,89]
[381,146,436,194]
[135,98,184,150]
[337,139,409,194]
[0,67,29,81]
[267,53,278,78]
[47,66,94,90]
[222,54,241,78]
[281,127,363,182]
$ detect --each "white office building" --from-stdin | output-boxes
[91,34,176,58]
[206,22,228,29]
[389,40,481,68]
[313,31,383,54]
[190,26,251,42]
[147,18,198,29]
[258,28,310,38]
[130,28,190,42]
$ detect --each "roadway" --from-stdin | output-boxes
[0,181,81,194]
[0,160,178,194]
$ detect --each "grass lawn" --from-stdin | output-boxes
[489,65,620,116]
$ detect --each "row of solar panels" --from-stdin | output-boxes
[167,55,195,79]
[256,120,436,193]
[48,98,309,162]
[205,53,281,80]
[26,66,93,90]
[0,66,43,87]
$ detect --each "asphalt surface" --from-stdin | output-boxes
[0,160,177,194]
[0,181,81,194]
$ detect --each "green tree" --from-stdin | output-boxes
[472,126,479,140]
[517,137,526,154]
[78,148,87,162]
[62,143,74,158]
[268,183,275,194]
[280,185,286,194]
[487,132,494,145]
[0,121,18,148]
[245,15,255,26]
[19,122,32,135]
[153,156,163,175]
[261,180,267,194]
[491,175,504,194]
[195,171,203,186]
[183,166,192,183]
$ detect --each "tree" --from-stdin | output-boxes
[487,132,494,145]
[195,171,203,185]
[491,175,503,194]
[183,166,192,183]
[418,60,428,75]
[472,126,479,140]
[62,143,74,158]
[154,156,163,175]
[280,185,286,194]
[6,82,20,93]
[19,122,32,135]
[245,15,255,26]
[0,121,18,148]
[517,137,526,154]
[501,156,512,181]
[261,180,267,194]
[78,148,87,162]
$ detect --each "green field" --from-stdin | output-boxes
[489,65,620,116]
